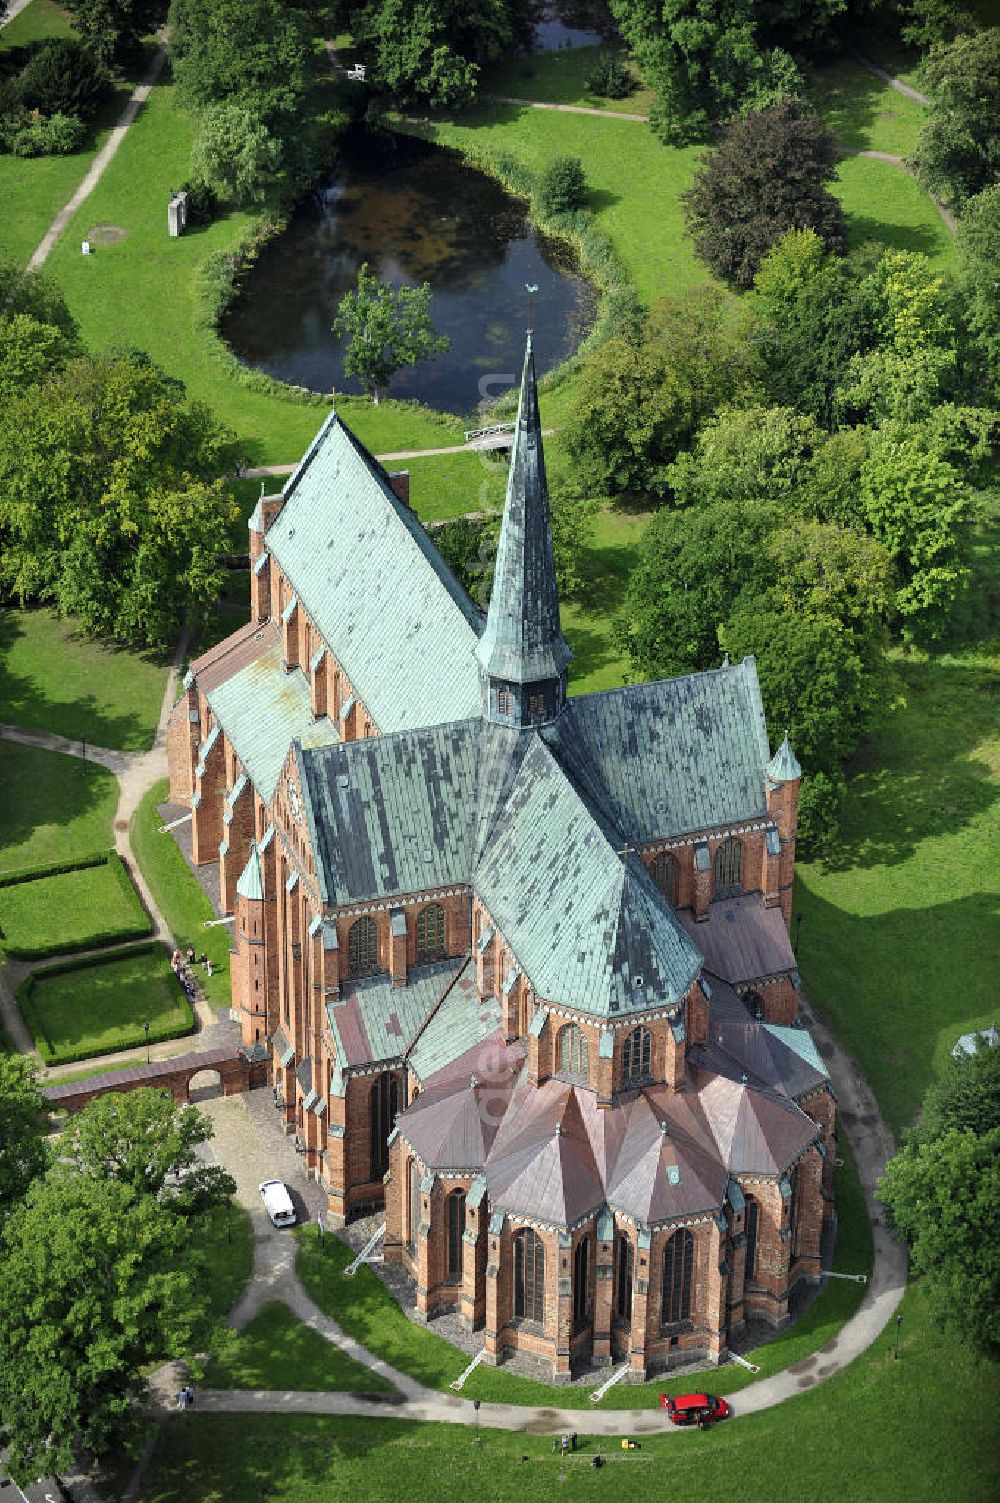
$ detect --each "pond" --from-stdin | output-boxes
[221,129,597,416]
[528,0,616,51]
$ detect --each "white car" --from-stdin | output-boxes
[259,1179,296,1228]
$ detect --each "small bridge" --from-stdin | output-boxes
[42,1044,267,1115]
[463,422,516,451]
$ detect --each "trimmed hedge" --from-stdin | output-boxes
[0,850,109,889]
[0,852,152,959]
[17,940,195,1065]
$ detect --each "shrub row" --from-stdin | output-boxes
[0,850,109,889]
[0,853,153,959]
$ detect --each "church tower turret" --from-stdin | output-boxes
[476,333,572,727]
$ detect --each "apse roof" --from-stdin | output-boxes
[677,891,797,987]
[325,959,463,1073]
[265,410,483,733]
[691,1065,818,1176]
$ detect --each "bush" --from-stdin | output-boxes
[173,178,218,226]
[18,38,109,121]
[535,155,588,218]
[796,769,846,857]
[586,55,634,99]
[0,851,108,889]
[2,111,86,156]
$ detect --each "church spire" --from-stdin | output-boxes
[476,333,572,727]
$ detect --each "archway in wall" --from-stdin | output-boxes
[188,1068,223,1102]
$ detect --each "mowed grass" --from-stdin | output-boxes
[563,501,652,695]
[42,81,465,465]
[833,154,954,271]
[796,647,1000,1137]
[129,779,234,1011]
[134,1280,1000,1503]
[808,56,926,156]
[0,856,149,957]
[0,608,168,750]
[421,104,705,305]
[189,1200,255,1326]
[405,448,509,521]
[204,1302,396,1394]
[481,43,653,115]
[0,0,73,49]
[295,1142,868,1412]
[21,942,194,1063]
[0,741,118,876]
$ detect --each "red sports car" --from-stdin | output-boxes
[660,1393,731,1426]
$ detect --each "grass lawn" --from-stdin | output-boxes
[833,154,954,272]
[562,501,652,696]
[189,1200,255,1327]
[129,779,235,1011]
[294,1140,868,1412]
[796,646,1000,1137]
[21,942,194,1064]
[480,43,654,116]
[808,56,926,157]
[0,607,168,750]
[133,1281,1000,1503]
[41,81,466,466]
[0,0,73,49]
[405,449,509,522]
[0,855,149,957]
[0,741,118,877]
[204,1302,396,1394]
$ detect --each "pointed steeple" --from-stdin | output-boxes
[476,334,572,727]
[766,732,802,784]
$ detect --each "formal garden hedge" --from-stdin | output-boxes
[0,850,151,958]
[17,940,195,1065]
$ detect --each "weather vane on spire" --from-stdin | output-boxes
[524,283,539,333]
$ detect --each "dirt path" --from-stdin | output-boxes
[0,0,34,30]
[26,39,168,272]
[852,51,931,107]
[491,94,646,122]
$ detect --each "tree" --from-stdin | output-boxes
[665,404,824,508]
[550,488,599,600]
[535,155,587,218]
[18,38,110,120]
[190,101,284,206]
[894,0,981,48]
[0,1173,218,1481]
[838,251,959,423]
[879,1127,1000,1360]
[351,0,512,109]
[682,99,845,287]
[0,254,80,337]
[0,347,239,648]
[0,1056,47,1230]
[168,0,313,125]
[60,1088,235,1215]
[955,185,1000,389]
[333,264,449,404]
[62,0,167,71]
[911,29,1000,207]
[0,313,78,399]
[917,1041,1000,1145]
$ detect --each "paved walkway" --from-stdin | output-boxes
[242,431,555,480]
[0,0,34,30]
[852,51,931,106]
[26,39,168,272]
[492,94,646,122]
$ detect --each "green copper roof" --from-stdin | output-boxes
[763,1024,828,1078]
[325,959,463,1072]
[205,628,339,801]
[265,411,482,733]
[476,334,571,689]
[236,842,264,901]
[475,736,702,1018]
[766,733,802,783]
[407,965,502,1086]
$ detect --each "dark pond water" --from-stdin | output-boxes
[528,0,616,51]
[221,130,596,416]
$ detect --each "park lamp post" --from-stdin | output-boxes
[473,1398,481,1444]
[143,1019,150,1065]
[894,1312,903,1360]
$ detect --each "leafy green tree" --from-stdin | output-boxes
[955,185,1000,389]
[0,347,238,648]
[18,37,110,119]
[0,254,80,337]
[62,0,167,70]
[894,0,981,48]
[536,155,587,217]
[0,1173,218,1481]
[879,1127,1000,1360]
[333,263,449,404]
[665,404,823,507]
[352,0,513,108]
[433,514,497,604]
[61,1088,235,1215]
[168,0,313,125]
[550,488,599,600]
[916,1041,1000,1145]
[0,1056,47,1230]
[190,101,284,205]
[682,99,845,286]
[0,313,78,399]
[838,250,958,423]
[911,29,1000,206]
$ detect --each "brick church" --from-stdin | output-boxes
[168,335,836,1380]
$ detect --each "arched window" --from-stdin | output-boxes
[788,1167,799,1253]
[622,1026,652,1083]
[649,851,677,904]
[409,1160,418,1244]
[714,836,743,895]
[558,1023,589,1084]
[573,1236,590,1327]
[513,1228,545,1324]
[447,1189,466,1280]
[349,916,379,976]
[369,1073,398,1181]
[416,903,446,963]
[614,1234,634,1322]
[745,1196,759,1283]
[743,990,764,1021]
[661,1227,694,1325]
